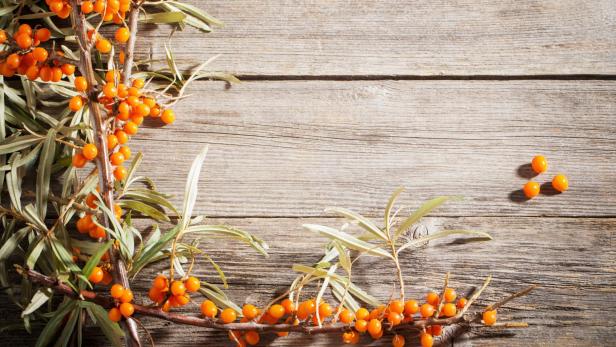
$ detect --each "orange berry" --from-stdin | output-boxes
[392,334,405,347]
[113,166,127,181]
[81,0,94,13]
[51,67,62,82]
[35,28,51,42]
[201,300,218,318]
[119,302,134,317]
[356,307,369,321]
[523,181,540,199]
[552,174,569,192]
[442,303,456,317]
[6,54,20,69]
[74,76,88,91]
[281,298,295,314]
[109,283,124,299]
[18,24,32,34]
[126,95,139,106]
[367,318,381,336]
[269,304,285,319]
[69,96,84,111]
[389,300,404,314]
[338,308,354,324]
[89,225,105,239]
[130,115,143,126]
[76,215,93,233]
[108,307,122,322]
[152,274,168,290]
[245,331,259,345]
[115,130,129,144]
[426,292,440,306]
[119,289,133,303]
[420,333,433,347]
[82,144,98,160]
[456,297,468,309]
[0,30,7,44]
[148,287,165,303]
[174,294,190,306]
[354,319,368,333]
[127,86,139,96]
[123,121,138,135]
[110,151,125,165]
[242,304,258,320]
[105,69,117,82]
[420,303,435,318]
[107,134,119,150]
[444,288,457,303]
[115,27,130,43]
[369,306,384,320]
[96,39,112,53]
[32,47,48,62]
[15,32,32,49]
[119,50,125,64]
[531,155,548,174]
[170,281,186,296]
[149,106,161,117]
[342,330,360,344]
[25,65,39,81]
[184,276,200,292]
[85,193,97,209]
[61,64,75,75]
[72,153,87,168]
[49,0,64,13]
[103,82,117,98]
[117,83,128,98]
[220,308,237,323]
[161,109,175,124]
[318,302,333,318]
[431,324,442,336]
[101,271,112,285]
[57,4,72,19]
[404,300,419,315]
[88,266,104,283]
[483,309,497,326]
[296,301,312,320]
[387,311,403,326]
[132,78,144,89]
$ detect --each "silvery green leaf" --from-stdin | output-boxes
[6,154,23,211]
[314,264,337,326]
[82,240,112,279]
[0,226,30,261]
[26,237,46,269]
[117,199,170,222]
[330,280,360,312]
[0,142,43,172]
[123,188,177,214]
[202,252,227,288]
[82,301,123,347]
[395,196,462,240]
[384,186,405,233]
[35,299,77,347]
[180,146,208,230]
[396,229,492,254]
[49,237,80,272]
[198,287,241,312]
[0,135,41,155]
[0,5,18,16]
[124,152,143,187]
[22,288,52,317]
[167,1,223,26]
[303,224,392,259]
[53,307,78,347]
[36,129,56,219]
[140,11,186,24]
[185,224,268,256]
[130,225,180,277]
[141,224,161,255]
[324,207,386,240]
[23,204,47,231]
[332,241,351,273]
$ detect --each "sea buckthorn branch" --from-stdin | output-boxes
[69,2,142,345]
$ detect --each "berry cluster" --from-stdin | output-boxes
[87,265,113,285]
[0,24,76,80]
[523,155,569,199]
[75,189,123,239]
[148,275,201,311]
[108,284,135,322]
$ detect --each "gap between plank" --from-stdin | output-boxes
[233,74,616,82]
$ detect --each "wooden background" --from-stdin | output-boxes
[6,0,616,346]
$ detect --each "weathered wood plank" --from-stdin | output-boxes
[131,80,616,217]
[5,217,613,346]
[136,0,616,76]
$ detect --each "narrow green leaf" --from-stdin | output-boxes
[140,11,186,24]
[0,227,30,261]
[130,225,180,277]
[198,287,241,313]
[82,302,123,347]
[7,153,23,211]
[396,229,492,254]
[22,288,52,317]
[0,5,18,16]
[49,237,80,272]
[330,280,360,312]
[324,207,386,240]
[181,146,208,230]
[54,307,79,347]
[303,224,393,259]
[35,299,77,347]
[384,186,405,233]
[202,253,227,288]
[26,237,46,269]
[36,129,56,219]
[185,224,268,256]
[117,199,170,222]
[333,241,351,274]
[395,196,462,239]
[0,135,41,155]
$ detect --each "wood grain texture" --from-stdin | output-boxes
[135,0,616,76]
[3,217,614,346]
[131,79,616,217]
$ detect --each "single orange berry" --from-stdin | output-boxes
[18,23,32,34]
[69,96,84,111]
[552,174,569,192]
[82,144,98,160]
[174,294,190,306]
[89,225,106,239]
[50,67,62,82]
[404,300,419,315]
[108,307,122,322]
[426,292,440,306]
[115,130,129,144]
[170,280,186,296]
[107,134,119,150]
[148,287,165,303]
[110,284,125,299]
[268,304,285,319]
[61,64,75,75]
[110,151,125,166]
[132,78,144,89]
[74,76,88,91]
[244,331,259,345]
[6,54,20,69]
[200,300,218,318]
[161,109,175,124]
[35,28,52,42]
[338,309,355,324]
[367,318,382,336]
[296,301,310,320]
[76,215,93,233]
[354,319,368,333]
[389,300,404,314]
[392,334,405,347]
[105,69,117,82]
[115,27,130,43]
[72,153,87,168]
[25,65,39,81]
[32,47,48,62]
[81,0,94,13]
[113,166,127,180]
[85,193,97,209]
[483,309,497,326]
[15,32,32,49]
[444,288,457,303]
[280,298,295,314]
[420,303,435,318]
[220,308,237,323]
[456,297,468,309]
[152,274,168,290]
[442,303,456,317]
[242,304,258,320]
[387,311,403,326]
[523,181,540,199]
[119,302,134,317]
[119,289,133,303]
[96,39,112,53]
[420,333,433,347]
[184,276,200,292]
[123,121,138,135]
[103,82,118,98]
[318,302,333,318]
[88,266,104,283]
[531,155,548,174]
[356,307,369,321]
[0,30,7,44]
[119,50,126,64]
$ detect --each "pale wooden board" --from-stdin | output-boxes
[4,217,614,346]
[128,79,616,217]
[135,0,616,76]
